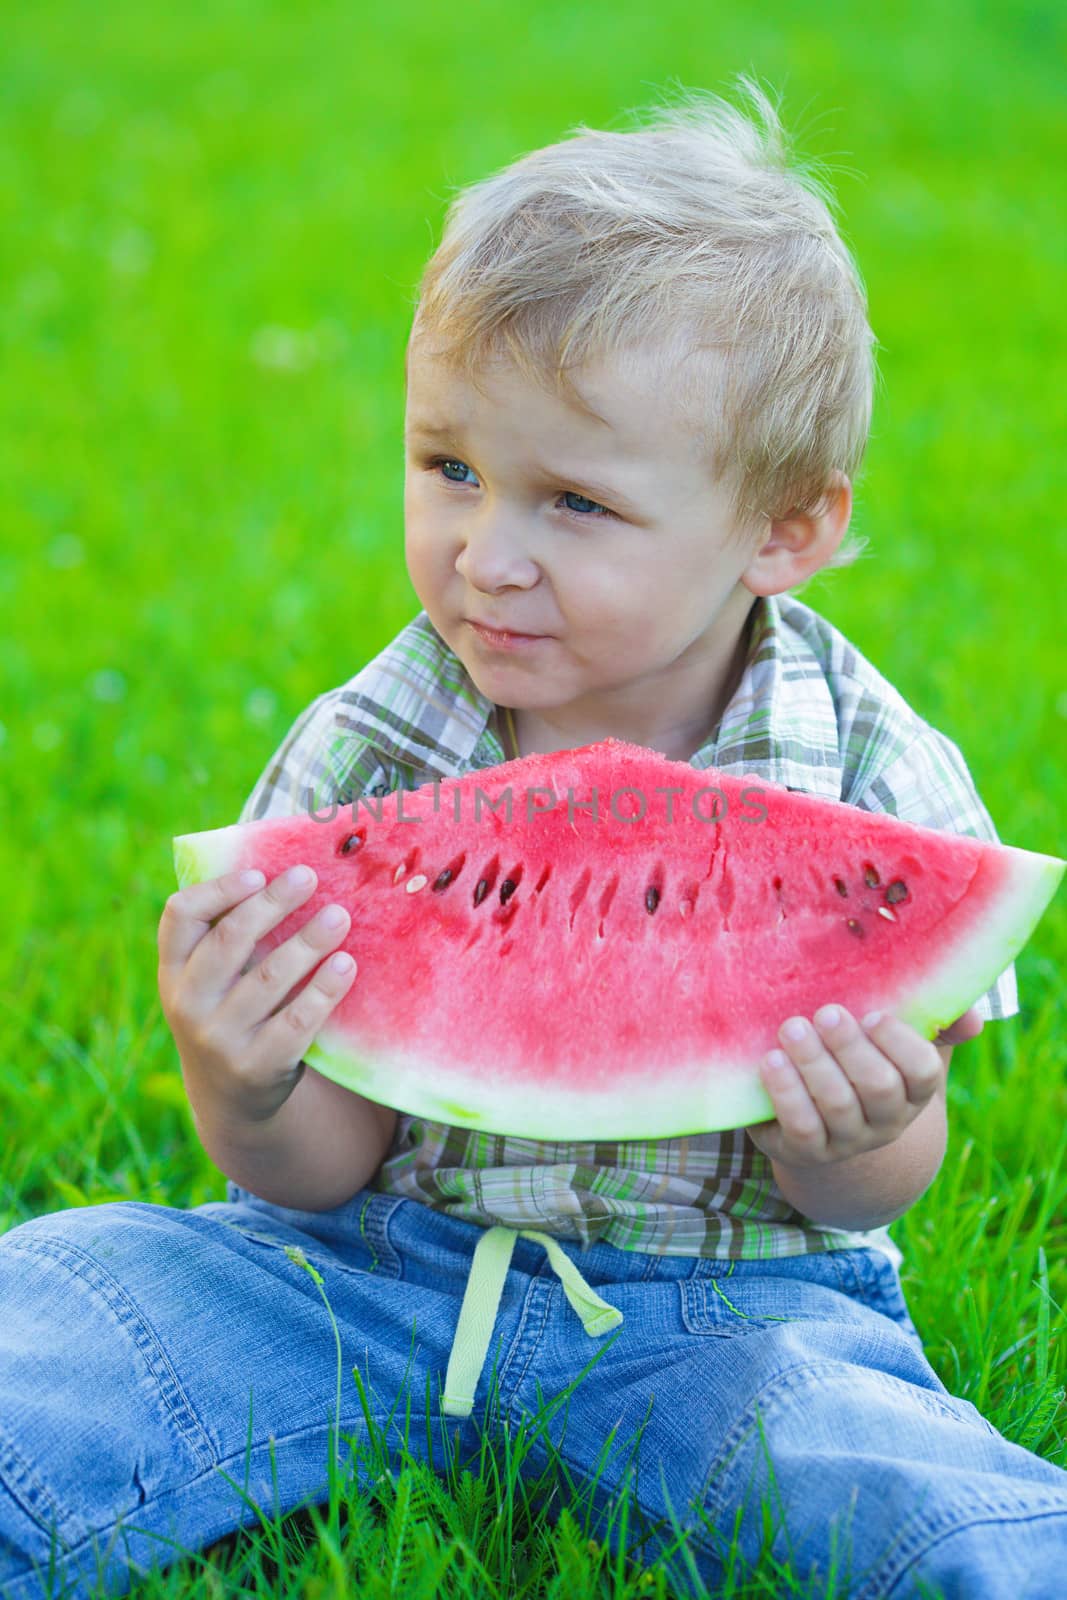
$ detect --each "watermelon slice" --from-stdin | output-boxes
[172,739,1064,1140]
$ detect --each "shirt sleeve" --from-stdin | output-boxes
[846,721,1019,1022]
[237,688,391,824]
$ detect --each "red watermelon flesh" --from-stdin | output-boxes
[172,739,1064,1140]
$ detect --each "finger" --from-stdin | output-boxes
[180,865,323,1002]
[934,1007,984,1045]
[808,1005,909,1131]
[858,1012,943,1107]
[248,945,359,1076]
[774,1014,868,1148]
[158,869,267,972]
[230,898,353,1030]
[760,1035,832,1160]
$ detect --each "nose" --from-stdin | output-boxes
[455,515,541,592]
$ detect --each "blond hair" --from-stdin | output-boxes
[407,75,878,570]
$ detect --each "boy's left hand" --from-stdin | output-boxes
[746,1005,983,1170]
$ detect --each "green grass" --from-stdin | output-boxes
[2,0,1065,1593]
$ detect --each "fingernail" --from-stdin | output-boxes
[286,864,315,888]
[816,1005,840,1029]
[862,1010,883,1030]
[782,1018,808,1042]
[239,869,265,889]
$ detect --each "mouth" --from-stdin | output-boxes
[466,620,548,646]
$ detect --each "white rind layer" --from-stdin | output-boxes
[305,1028,779,1139]
[173,826,246,890]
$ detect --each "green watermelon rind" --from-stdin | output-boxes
[174,827,243,890]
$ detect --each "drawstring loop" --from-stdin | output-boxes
[442,1225,623,1419]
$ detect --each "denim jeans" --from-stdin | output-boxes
[2,1183,1066,1599]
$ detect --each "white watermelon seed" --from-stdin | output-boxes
[393,863,406,885]
[877,905,897,922]
[406,874,429,893]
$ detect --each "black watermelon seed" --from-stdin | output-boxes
[846,918,865,938]
[500,878,517,905]
[863,863,880,888]
[885,879,909,904]
[645,886,661,915]
[833,876,848,897]
[432,868,454,892]
[339,832,364,855]
[473,878,489,907]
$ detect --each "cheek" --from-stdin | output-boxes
[579,551,731,652]
[574,556,674,619]
[403,508,450,585]
[403,535,448,624]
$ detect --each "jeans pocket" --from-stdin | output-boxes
[212,1184,403,1279]
[678,1270,873,1337]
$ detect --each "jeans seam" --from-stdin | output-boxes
[860,1503,1067,1600]
[357,1192,405,1278]
[0,1413,435,1600]
[688,1355,1001,1534]
[0,1423,73,1550]
[4,1236,215,1476]
[499,1280,554,1410]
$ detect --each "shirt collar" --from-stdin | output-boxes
[341,594,843,801]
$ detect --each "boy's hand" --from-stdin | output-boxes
[746,1004,982,1170]
[158,865,357,1129]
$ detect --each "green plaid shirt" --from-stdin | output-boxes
[239,594,1018,1268]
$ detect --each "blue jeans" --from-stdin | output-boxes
[1,1183,1065,1599]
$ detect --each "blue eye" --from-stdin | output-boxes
[425,457,615,520]
[434,458,474,485]
[561,490,604,516]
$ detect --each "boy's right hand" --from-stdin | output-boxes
[157,865,357,1130]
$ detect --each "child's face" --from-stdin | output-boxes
[403,337,802,750]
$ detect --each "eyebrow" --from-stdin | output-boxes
[404,421,645,519]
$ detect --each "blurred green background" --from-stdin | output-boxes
[1,0,1064,1289]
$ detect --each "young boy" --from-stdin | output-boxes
[2,77,1065,1600]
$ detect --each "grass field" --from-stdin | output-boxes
[2,0,1065,1593]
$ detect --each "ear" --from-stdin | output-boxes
[741,471,853,597]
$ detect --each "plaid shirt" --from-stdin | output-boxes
[238,595,1018,1268]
